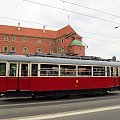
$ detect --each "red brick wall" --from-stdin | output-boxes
[0,34,85,56]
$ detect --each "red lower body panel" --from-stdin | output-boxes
[0,77,119,93]
[29,77,118,91]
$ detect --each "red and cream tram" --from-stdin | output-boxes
[0,53,120,98]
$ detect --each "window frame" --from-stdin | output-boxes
[30,63,39,77]
[60,64,76,77]
[40,63,59,77]
[9,62,18,77]
[12,36,16,42]
[23,37,28,42]
[23,47,28,54]
[37,48,42,53]
[0,62,7,77]
[11,46,16,52]
[4,46,8,53]
[4,36,8,41]
[20,63,29,77]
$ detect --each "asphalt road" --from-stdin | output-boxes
[0,91,120,120]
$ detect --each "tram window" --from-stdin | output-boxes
[93,66,105,76]
[78,66,92,76]
[111,67,114,76]
[21,64,28,76]
[31,64,38,76]
[60,65,76,76]
[115,67,118,76]
[107,67,110,76]
[0,63,6,76]
[9,63,17,76]
[40,64,58,76]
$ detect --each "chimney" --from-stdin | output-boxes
[17,22,21,30]
[43,25,46,33]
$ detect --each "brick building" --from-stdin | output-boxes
[0,24,85,56]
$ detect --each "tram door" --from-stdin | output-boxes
[7,63,29,91]
[7,62,18,91]
[19,63,29,91]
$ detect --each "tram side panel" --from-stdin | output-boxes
[7,77,18,91]
[29,77,116,92]
[0,77,7,93]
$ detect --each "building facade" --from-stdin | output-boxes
[0,24,85,56]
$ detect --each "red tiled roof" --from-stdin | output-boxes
[57,25,75,37]
[0,24,76,39]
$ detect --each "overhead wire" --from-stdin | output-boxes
[23,0,120,25]
[0,16,59,28]
[0,0,120,44]
[0,15,119,40]
[77,30,120,39]
[60,0,120,19]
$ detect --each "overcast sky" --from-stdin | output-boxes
[0,0,120,59]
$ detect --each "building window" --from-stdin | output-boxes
[50,49,54,54]
[50,40,54,45]
[23,37,27,42]
[23,47,28,54]
[4,36,8,41]
[4,46,8,52]
[57,48,61,54]
[61,38,64,43]
[61,47,64,53]
[57,39,61,44]
[12,37,16,41]
[38,39,42,43]
[70,46,72,50]
[37,48,42,53]
[11,46,16,52]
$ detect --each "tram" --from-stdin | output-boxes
[0,53,120,98]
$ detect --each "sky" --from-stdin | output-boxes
[0,0,120,59]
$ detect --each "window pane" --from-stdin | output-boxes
[50,49,54,54]
[9,63,17,76]
[107,67,110,76]
[0,63,6,76]
[12,37,16,41]
[37,48,42,53]
[93,66,105,76]
[4,36,8,41]
[78,66,92,76]
[11,46,16,52]
[111,67,114,76]
[23,47,28,54]
[23,38,27,42]
[31,64,38,76]
[21,64,28,76]
[4,46,8,52]
[60,65,76,76]
[115,67,118,76]
[40,64,58,76]
[57,48,61,54]
[38,39,42,43]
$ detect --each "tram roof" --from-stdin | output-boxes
[0,54,120,67]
